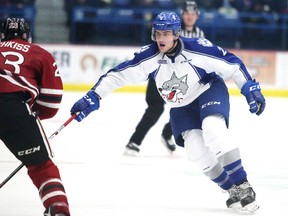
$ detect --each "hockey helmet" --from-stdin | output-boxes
[181,1,200,16]
[0,18,32,43]
[151,12,181,41]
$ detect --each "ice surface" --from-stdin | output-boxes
[1,92,288,216]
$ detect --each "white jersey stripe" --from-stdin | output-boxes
[40,88,63,95]
[35,100,61,109]
[0,74,38,98]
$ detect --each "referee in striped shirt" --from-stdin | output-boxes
[181,1,205,38]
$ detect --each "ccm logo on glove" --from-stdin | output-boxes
[241,80,266,116]
[249,84,260,91]
[70,90,100,122]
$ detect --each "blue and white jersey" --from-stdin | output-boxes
[93,37,252,108]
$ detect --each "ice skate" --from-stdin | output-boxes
[160,136,176,153]
[43,206,67,216]
[238,181,260,212]
[226,185,241,210]
[226,181,259,212]
[123,142,140,156]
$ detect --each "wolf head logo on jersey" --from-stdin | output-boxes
[158,72,188,103]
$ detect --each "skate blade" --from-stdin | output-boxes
[241,201,260,212]
[165,148,175,155]
[123,149,139,157]
[229,202,242,210]
[160,138,176,154]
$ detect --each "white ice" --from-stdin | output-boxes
[0,91,288,216]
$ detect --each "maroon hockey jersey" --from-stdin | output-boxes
[0,38,63,120]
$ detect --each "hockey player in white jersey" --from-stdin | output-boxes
[70,12,265,212]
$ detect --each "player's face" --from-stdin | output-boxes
[155,30,176,53]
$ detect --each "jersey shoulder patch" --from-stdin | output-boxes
[197,38,213,47]
[136,45,150,54]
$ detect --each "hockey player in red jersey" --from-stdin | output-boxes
[0,18,70,216]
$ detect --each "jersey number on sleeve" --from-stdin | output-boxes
[53,62,61,77]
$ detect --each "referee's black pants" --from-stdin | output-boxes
[129,78,172,145]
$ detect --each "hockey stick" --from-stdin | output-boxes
[0,113,78,189]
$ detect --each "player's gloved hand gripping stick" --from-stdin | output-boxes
[70,90,100,122]
[241,80,266,115]
[0,113,78,189]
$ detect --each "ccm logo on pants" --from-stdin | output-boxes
[201,101,221,109]
[18,146,41,156]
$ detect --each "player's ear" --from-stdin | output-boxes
[174,32,180,40]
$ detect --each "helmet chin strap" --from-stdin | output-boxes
[165,37,179,55]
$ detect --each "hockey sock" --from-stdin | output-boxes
[224,159,247,186]
[27,160,70,216]
[208,163,235,190]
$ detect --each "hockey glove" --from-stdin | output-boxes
[241,80,266,115]
[70,90,100,122]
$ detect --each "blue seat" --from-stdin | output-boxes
[112,0,130,8]
[156,0,175,9]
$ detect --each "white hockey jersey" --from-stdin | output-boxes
[93,37,252,108]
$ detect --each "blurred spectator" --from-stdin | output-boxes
[240,0,270,23]
[173,0,184,7]
[197,0,223,10]
[0,0,36,30]
[130,0,157,44]
[251,0,265,13]
[229,0,277,13]
[66,0,287,49]
[155,0,176,9]
[112,0,130,8]
[130,0,155,8]
[65,0,111,43]
[0,0,35,7]
[238,0,278,49]
[228,0,254,12]
[218,0,238,19]
[64,0,111,26]
[274,0,288,14]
